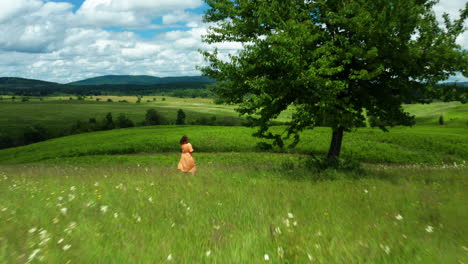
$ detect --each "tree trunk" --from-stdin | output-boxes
[326,126,344,164]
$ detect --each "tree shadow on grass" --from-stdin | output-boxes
[275,154,368,182]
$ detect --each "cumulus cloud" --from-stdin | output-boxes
[0,0,466,83]
[76,0,203,27]
[0,0,42,23]
[0,1,74,53]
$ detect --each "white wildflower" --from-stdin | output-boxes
[68,222,77,229]
[68,194,75,201]
[213,225,220,230]
[462,246,468,251]
[70,186,76,191]
[316,231,322,236]
[264,254,270,261]
[114,212,119,218]
[287,212,294,218]
[148,197,153,203]
[395,214,403,221]
[206,250,211,257]
[57,238,64,244]
[133,214,141,222]
[64,222,77,234]
[364,189,369,194]
[28,227,37,233]
[58,196,63,201]
[62,244,71,251]
[28,249,41,262]
[274,226,281,235]
[167,254,172,261]
[293,221,298,226]
[39,230,48,240]
[94,182,99,187]
[186,207,191,211]
[52,217,59,224]
[315,244,321,249]
[1,207,7,212]
[426,225,434,233]
[100,205,108,213]
[277,247,284,258]
[307,253,313,261]
[60,208,67,215]
[380,244,391,254]
[283,219,290,227]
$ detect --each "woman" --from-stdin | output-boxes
[177,135,196,174]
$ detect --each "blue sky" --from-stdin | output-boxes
[0,0,466,83]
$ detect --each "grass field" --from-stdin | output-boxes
[1,153,467,263]
[0,96,245,134]
[1,97,466,135]
[0,98,467,263]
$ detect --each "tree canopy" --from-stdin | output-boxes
[200,0,468,162]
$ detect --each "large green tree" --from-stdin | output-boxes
[200,0,468,163]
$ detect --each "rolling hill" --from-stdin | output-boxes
[0,77,58,86]
[68,75,214,85]
[0,76,215,96]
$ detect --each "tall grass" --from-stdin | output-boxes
[0,157,467,263]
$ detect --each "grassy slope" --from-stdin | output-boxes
[0,126,466,165]
[404,101,468,127]
[1,102,467,263]
[1,97,466,134]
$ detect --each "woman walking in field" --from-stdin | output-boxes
[178,135,196,174]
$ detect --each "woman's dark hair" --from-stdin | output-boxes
[180,135,188,145]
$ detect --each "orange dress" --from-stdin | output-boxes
[178,143,196,173]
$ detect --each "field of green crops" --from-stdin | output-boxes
[0,99,467,263]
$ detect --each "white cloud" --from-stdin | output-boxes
[0,1,74,53]
[77,0,203,27]
[0,0,42,23]
[162,10,203,27]
[0,0,465,83]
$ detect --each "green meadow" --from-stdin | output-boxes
[0,96,244,133]
[0,99,467,263]
[1,96,466,134]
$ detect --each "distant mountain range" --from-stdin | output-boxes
[68,75,214,85]
[0,77,59,86]
[0,76,215,96]
[0,76,465,98]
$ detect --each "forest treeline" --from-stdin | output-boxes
[0,77,215,98]
[1,78,466,101]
